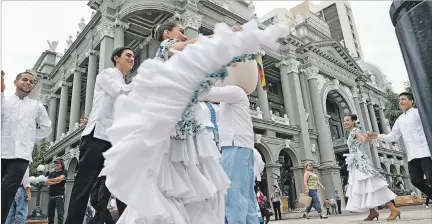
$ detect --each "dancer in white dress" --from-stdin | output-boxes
[101,21,289,224]
[343,114,400,221]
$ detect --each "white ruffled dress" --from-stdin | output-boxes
[102,21,289,224]
[345,128,397,212]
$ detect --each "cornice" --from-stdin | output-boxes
[49,11,101,79]
[118,2,179,20]
[300,53,356,87]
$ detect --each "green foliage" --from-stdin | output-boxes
[384,87,402,128]
[30,141,50,176]
[384,81,413,128]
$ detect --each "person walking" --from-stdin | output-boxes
[330,197,338,215]
[323,199,331,216]
[303,162,328,219]
[333,190,342,214]
[270,185,282,220]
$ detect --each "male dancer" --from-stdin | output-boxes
[64,47,134,224]
[1,70,52,223]
[369,92,432,201]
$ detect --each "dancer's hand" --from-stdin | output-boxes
[231,25,243,32]
[367,132,378,139]
[1,70,5,92]
[80,117,88,126]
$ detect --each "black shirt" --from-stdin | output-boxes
[48,170,67,197]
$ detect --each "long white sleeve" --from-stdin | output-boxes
[35,103,52,143]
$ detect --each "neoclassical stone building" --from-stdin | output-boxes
[28,0,411,213]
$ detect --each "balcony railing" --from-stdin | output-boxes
[249,107,290,126]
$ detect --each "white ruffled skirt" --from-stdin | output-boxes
[102,21,289,224]
[346,163,397,212]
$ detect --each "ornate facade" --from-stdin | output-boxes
[28,0,412,213]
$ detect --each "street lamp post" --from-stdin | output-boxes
[390,0,432,156]
[27,164,48,220]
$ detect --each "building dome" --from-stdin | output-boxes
[355,60,391,89]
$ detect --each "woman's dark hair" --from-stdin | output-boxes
[152,20,182,42]
[111,46,132,66]
[345,114,358,122]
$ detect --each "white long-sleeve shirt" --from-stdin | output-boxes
[1,93,52,162]
[82,68,131,141]
[377,108,431,161]
[202,85,254,149]
[22,167,31,188]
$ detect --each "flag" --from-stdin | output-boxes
[256,55,266,91]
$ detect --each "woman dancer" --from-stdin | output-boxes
[343,114,400,221]
[101,21,288,224]
[303,162,328,219]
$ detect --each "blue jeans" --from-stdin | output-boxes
[5,187,28,224]
[222,146,257,224]
[305,189,322,214]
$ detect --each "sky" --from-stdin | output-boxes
[1,1,409,96]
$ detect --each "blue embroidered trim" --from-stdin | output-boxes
[171,53,258,140]
[206,103,219,147]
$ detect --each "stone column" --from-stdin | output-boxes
[148,39,159,58]
[305,65,342,199]
[47,94,59,142]
[256,78,270,120]
[85,50,98,116]
[305,66,336,166]
[56,82,71,140]
[299,74,314,129]
[352,87,367,129]
[367,103,380,134]
[390,0,432,156]
[113,18,130,49]
[276,54,312,160]
[292,166,305,197]
[97,17,115,71]
[265,164,281,196]
[182,9,202,39]
[278,61,295,122]
[359,96,381,168]
[378,106,390,134]
[69,67,85,129]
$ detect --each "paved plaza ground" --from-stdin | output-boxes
[272,206,431,223]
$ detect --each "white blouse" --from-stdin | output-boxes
[1,93,52,162]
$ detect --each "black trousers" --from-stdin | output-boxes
[48,196,65,224]
[336,200,342,214]
[272,201,281,220]
[408,157,432,198]
[91,176,114,224]
[1,158,29,224]
[116,198,126,217]
[64,130,112,224]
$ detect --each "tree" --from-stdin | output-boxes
[384,80,413,128]
[384,87,402,128]
[30,141,50,176]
